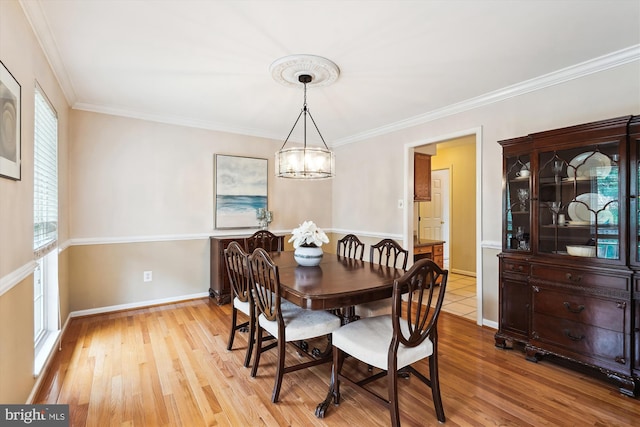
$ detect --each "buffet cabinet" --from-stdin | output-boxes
[209,234,284,304]
[495,115,640,397]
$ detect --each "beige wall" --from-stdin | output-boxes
[69,240,208,312]
[0,0,71,403]
[431,138,476,274]
[69,110,332,239]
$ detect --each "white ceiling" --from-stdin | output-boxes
[20,0,640,146]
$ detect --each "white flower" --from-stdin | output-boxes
[288,220,330,248]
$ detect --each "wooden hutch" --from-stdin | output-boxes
[495,115,640,397]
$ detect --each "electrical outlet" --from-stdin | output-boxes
[143,271,152,282]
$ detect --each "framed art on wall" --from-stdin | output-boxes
[214,154,268,229]
[0,61,21,180]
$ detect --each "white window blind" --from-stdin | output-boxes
[33,86,58,256]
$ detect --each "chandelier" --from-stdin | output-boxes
[271,55,339,179]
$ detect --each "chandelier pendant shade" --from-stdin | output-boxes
[272,55,338,179]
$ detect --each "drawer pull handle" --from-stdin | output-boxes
[565,273,582,282]
[563,330,585,341]
[563,302,585,313]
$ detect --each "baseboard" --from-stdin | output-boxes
[482,319,498,330]
[69,292,210,318]
[450,268,476,277]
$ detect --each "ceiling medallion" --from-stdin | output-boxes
[269,54,340,88]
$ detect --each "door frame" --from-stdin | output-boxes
[403,126,483,325]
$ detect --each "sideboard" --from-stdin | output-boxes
[209,234,285,304]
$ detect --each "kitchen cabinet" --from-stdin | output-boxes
[414,152,431,201]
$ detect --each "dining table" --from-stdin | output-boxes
[267,250,406,418]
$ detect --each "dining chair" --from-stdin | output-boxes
[224,241,255,368]
[246,230,282,253]
[355,238,408,318]
[248,248,342,403]
[331,258,449,426]
[337,234,365,260]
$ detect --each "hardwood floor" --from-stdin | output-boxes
[35,298,639,426]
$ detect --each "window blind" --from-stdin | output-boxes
[33,86,58,257]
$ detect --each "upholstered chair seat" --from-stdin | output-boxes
[258,299,340,341]
[332,315,433,371]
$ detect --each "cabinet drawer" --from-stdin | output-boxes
[530,264,629,290]
[533,313,627,369]
[532,286,627,332]
[414,245,433,255]
[434,244,443,255]
[502,259,530,276]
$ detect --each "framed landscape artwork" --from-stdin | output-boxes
[214,154,268,229]
[0,61,21,180]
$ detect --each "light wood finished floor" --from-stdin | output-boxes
[35,298,639,426]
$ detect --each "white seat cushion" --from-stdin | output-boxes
[332,315,433,371]
[355,298,392,317]
[259,299,341,342]
[233,296,251,316]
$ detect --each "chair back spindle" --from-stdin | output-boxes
[247,230,282,253]
[391,259,448,348]
[248,248,281,323]
[337,234,365,260]
[224,241,250,303]
[370,238,408,270]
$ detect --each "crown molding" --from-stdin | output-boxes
[19,0,77,105]
[332,44,640,147]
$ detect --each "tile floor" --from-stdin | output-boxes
[436,272,477,322]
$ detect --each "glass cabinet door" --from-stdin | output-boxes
[537,143,620,260]
[505,155,531,251]
[633,129,640,265]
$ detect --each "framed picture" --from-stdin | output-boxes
[0,61,21,180]
[215,154,268,229]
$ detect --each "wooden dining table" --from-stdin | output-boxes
[269,250,404,313]
[267,250,406,418]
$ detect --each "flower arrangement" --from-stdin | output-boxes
[288,220,329,248]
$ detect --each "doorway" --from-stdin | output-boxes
[404,127,482,325]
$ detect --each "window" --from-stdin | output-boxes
[33,85,59,375]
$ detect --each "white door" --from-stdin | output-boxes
[419,169,450,265]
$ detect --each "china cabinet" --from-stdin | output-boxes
[495,115,639,397]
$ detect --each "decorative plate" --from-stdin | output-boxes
[567,152,611,179]
[567,193,613,224]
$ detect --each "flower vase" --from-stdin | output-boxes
[294,245,323,267]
